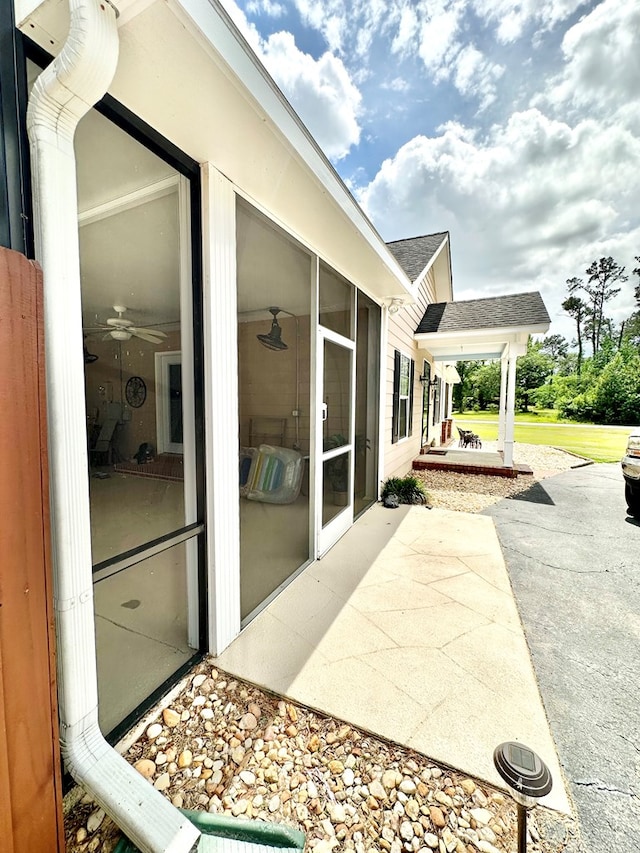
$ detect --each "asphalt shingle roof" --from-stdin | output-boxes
[386,233,448,282]
[416,291,550,334]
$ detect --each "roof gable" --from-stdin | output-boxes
[416,291,550,335]
[386,233,448,283]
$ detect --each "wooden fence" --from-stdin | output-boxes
[0,246,64,852]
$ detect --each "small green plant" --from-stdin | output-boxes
[381,475,429,505]
[323,433,371,493]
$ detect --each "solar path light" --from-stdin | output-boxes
[493,742,552,853]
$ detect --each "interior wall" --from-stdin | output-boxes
[238,316,311,453]
[84,330,181,461]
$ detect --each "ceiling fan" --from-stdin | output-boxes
[86,305,168,344]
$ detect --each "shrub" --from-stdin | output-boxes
[381,475,429,505]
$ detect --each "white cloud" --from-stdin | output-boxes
[357,108,640,334]
[470,0,588,43]
[452,44,504,109]
[246,0,286,17]
[391,5,419,54]
[540,0,640,119]
[415,6,504,108]
[261,31,362,160]
[382,77,411,92]
[218,1,363,161]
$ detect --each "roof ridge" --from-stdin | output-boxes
[386,231,448,246]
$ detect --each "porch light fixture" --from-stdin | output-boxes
[388,298,404,315]
[419,372,438,388]
[493,742,552,853]
[257,306,288,351]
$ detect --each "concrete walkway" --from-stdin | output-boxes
[215,504,570,813]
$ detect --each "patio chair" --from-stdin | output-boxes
[457,427,473,448]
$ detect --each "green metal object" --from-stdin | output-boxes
[113,807,305,853]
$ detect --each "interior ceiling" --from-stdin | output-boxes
[76,106,182,331]
[76,109,319,332]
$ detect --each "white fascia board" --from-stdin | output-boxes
[411,234,452,302]
[431,349,505,361]
[415,322,549,346]
[172,0,411,296]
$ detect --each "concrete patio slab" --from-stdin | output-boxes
[214,504,571,814]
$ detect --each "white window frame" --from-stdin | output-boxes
[155,350,183,454]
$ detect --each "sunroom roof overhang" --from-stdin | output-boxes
[414,292,551,363]
[415,324,550,362]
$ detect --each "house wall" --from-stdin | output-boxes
[383,270,439,480]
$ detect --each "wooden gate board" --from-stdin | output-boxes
[0,246,64,852]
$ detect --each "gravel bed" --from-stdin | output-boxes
[413,443,588,513]
[63,443,589,853]
[64,665,584,853]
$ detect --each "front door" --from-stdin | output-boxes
[317,328,355,556]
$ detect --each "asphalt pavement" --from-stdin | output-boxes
[484,463,640,853]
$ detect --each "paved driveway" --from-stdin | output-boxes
[485,462,640,853]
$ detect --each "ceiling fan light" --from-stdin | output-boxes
[110,329,132,341]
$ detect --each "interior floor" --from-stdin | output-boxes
[94,547,194,734]
[89,470,186,565]
[89,470,193,733]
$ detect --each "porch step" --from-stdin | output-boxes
[413,455,534,479]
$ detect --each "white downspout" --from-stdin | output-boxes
[27,2,200,851]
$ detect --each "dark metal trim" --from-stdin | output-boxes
[92,523,205,583]
[0,9,33,254]
[106,651,205,745]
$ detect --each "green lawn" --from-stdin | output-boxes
[454,412,630,463]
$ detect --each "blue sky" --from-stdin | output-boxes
[222,0,640,341]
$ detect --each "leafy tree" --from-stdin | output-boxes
[452,361,478,412]
[540,334,568,361]
[473,362,501,410]
[591,344,640,424]
[622,311,640,348]
[569,258,627,355]
[562,293,586,374]
[515,339,554,411]
[634,256,640,308]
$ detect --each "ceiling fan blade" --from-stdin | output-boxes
[130,328,165,343]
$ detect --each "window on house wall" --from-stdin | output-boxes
[392,350,414,443]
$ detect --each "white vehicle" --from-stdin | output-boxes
[622,430,640,518]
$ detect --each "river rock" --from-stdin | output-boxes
[162,708,181,728]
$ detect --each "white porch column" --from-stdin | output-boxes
[497,356,508,451]
[202,163,241,654]
[503,355,517,467]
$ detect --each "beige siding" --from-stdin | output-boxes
[383,270,445,481]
